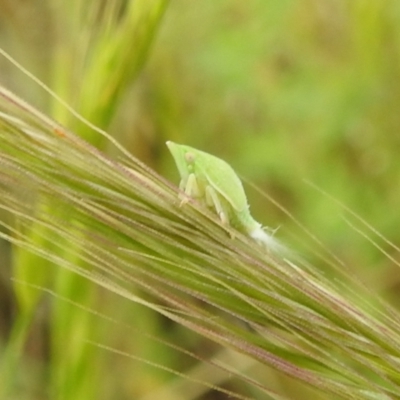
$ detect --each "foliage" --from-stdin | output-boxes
[0,1,400,399]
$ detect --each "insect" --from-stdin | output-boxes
[167,141,282,252]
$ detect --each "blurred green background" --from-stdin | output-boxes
[1,1,400,399]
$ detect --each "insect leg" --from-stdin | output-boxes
[179,173,201,206]
[205,185,229,225]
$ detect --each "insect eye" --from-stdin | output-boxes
[185,152,196,164]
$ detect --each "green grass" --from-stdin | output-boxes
[1,1,400,399]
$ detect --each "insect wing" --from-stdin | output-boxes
[197,151,248,212]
